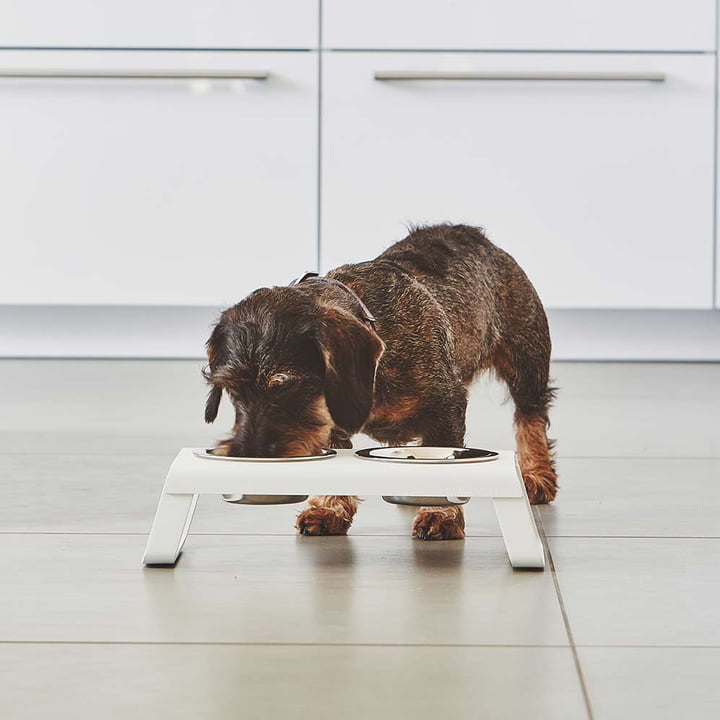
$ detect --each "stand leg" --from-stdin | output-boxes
[142,492,198,566]
[492,496,545,569]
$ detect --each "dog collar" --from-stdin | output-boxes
[289,271,377,324]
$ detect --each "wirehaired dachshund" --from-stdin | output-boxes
[203,224,557,540]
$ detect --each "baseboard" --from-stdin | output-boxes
[547,309,720,361]
[1,305,719,361]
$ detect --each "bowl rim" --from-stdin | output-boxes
[193,448,337,462]
[355,446,499,464]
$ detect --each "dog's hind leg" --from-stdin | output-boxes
[493,340,558,505]
[296,427,359,536]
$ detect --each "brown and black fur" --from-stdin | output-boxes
[204,224,557,540]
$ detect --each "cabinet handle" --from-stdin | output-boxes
[0,70,270,80]
[374,71,665,82]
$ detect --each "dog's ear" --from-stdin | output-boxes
[317,308,385,434]
[204,385,222,424]
[203,322,226,424]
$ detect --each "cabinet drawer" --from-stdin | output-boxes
[323,0,715,51]
[0,1,318,49]
[321,53,714,309]
[0,51,317,305]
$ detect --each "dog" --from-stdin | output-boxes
[203,224,557,540]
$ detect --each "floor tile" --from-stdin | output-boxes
[0,359,230,455]
[0,430,216,456]
[549,538,720,646]
[579,647,720,720]
[0,453,174,533]
[540,457,720,538]
[0,644,588,720]
[466,364,720,458]
[0,359,212,435]
[0,453,501,536]
[0,534,566,645]
[545,395,720,458]
[4,360,719,459]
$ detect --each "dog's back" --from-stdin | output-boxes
[332,223,546,385]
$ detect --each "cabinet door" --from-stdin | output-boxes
[323,0,715,52]
[0,51,317,305]
[322,53,714,309]
[0,1,318,49]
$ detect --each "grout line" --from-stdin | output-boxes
[555,455,720,461]
[0,452,183,458]
[1,639,718,649]
[5,532,498,537]
[531,534,720,540]
[0,640,572,648]
[535,507,595,720]
[316,0,323,272]
[572,644,720,649]
[1,531,719,540]
[546,359,720,365]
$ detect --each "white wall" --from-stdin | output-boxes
[0,1,718,359]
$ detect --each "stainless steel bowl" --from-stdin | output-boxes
[355,445,498,507]
[193,448,336,505]
[221,493,309,506]
[381,495,470,507]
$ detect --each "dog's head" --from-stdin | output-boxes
[203,286,384,457]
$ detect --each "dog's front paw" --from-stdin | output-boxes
[296,507,352,536]
[210,440,233,457]
[412,507,465,541]
[524,472,558,505]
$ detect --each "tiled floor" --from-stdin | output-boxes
[1,360,718,719]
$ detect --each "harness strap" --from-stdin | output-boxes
[289,271,377,324]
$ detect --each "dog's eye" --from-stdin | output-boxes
[268,373,293,388]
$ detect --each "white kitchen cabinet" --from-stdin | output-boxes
[323,0,715,52]
[321,52,715,309]
[0,50,318,305]
[0,1,318,49]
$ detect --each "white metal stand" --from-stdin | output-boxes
[142,449,545,569]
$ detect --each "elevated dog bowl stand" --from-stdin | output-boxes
[142,449,545,569]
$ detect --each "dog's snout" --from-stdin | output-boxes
[223,420,325,459]
[225,414,283,458]
[228,435,265,458]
